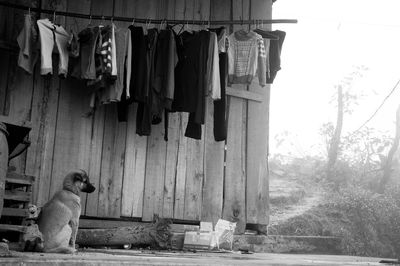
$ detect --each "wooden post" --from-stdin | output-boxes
[0,123,9,217]
[246,0,273,232]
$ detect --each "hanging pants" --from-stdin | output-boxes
[37,18,70,77]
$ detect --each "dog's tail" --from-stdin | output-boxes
[44,246,76,254]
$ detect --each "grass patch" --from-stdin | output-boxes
[269,186,400,258]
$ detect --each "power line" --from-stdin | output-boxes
[350,78,400,135]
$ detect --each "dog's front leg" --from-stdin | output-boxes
[69,219,78,251]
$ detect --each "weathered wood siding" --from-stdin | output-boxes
[0,0,272,232]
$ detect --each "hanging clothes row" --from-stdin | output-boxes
[16,14,286,142]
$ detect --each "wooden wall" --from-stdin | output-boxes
[0,0,272,233]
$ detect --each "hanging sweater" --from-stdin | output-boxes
[227,30,266,87]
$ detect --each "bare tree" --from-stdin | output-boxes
[377,104,400,193]
[325,66,367,184]
[327,85,343,181]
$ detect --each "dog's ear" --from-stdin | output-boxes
[73,172,84,183]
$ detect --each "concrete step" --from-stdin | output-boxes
[233,235,342,255]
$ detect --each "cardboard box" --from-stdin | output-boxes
[183,231,212,250]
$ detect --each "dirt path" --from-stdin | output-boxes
[269,175,323,226]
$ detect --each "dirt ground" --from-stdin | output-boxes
[0,249,390,266]
[269,172,323,227]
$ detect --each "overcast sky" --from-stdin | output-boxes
[270,0,400,157]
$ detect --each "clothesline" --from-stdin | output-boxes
[0,2,298,26]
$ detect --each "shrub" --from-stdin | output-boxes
[270,186,400,257]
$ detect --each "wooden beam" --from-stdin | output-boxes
[6,172,35,185]
[0,115,32,128]
[2,207,28,217]
[79,218,199,233]
[0,224,27,233]
[76,221,172,248]
[245,0,272,230]
[4,190,31,202]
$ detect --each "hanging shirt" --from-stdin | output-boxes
[174,30,210,140]
[98,26,128,104]
[254,29,286,84]
[136,28,158,136]
[153,29,178,116]
[129,26,148,102]
[17,14,39,74]
[227,30,266,87]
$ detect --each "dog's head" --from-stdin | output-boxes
[63,170,96,195]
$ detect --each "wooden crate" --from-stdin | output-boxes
[0,171,35,234]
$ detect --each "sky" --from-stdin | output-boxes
[269,0,400,157]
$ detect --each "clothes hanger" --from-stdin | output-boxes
[144,19,151,34]
[185,20,194,33]
[99,15,105,28]
[235,16,248,34]
[253,19,279,40]
[158,19,163,31]
[87,15,92,27]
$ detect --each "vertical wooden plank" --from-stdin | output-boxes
[181,0,206,222]
[26,0,65,206]
[85,106,105,217]
[173,113,188,220]
[183,0,195,21]
[140,0,167,222]
[121,105,148,217]
[5,0,40,173]
[48,0,92,214]
[0,0,16,42]
[201,0,227,227]
[171,0,187,221]
[90,0,113,18]
[67,0,92,215]
[174,0,185,21]
[98,104,126,218]
[113,0,130,18]
[161,0,181,219]
[88,0,127,219]
[224,96,247,233]
[0,51,9,115]
[246,0,272,227]
[0,0,16,115]
[163,113,180,218]
[183,136,204,221]
[26,68,59,206]
[113,0,149,219]
[194,0,209,21]
[142,122,166,221]
[84,0,113,217]
[222,0,250,234]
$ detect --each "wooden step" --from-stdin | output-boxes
[0,224,27,233]
[6,172,35,186]
[1,208,28,217]
[4,190,31,202]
